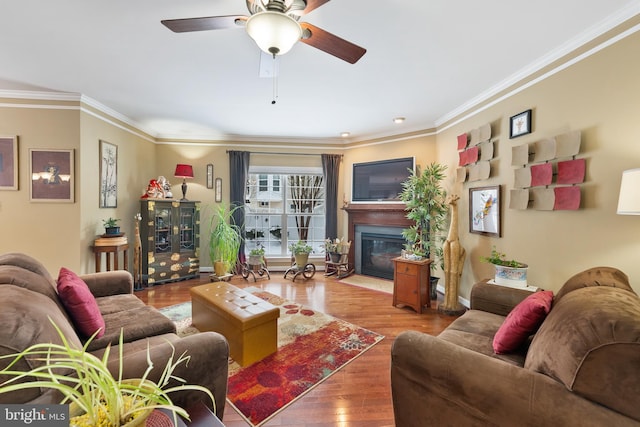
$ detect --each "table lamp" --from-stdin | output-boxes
[617,168,640,215]
[174,164,194,201]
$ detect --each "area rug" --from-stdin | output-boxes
[159,290,384,427]
[338,274,393,294]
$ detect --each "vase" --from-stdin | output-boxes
[248,255,263,266]
[493,264,528,288]
[213,261,227,277]
[294,253,309,266]
[329,252,341,263]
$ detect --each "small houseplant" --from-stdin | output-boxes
[248,245,265,266]
[323,238,346,262]
[0,321,214,427]
[102,217,121,235]
[209,202,242,277]
[481,246,528,287]
[289,240,313,266]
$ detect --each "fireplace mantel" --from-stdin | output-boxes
[343,203,413,268]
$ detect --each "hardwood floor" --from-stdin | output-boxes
[135,273,458,426]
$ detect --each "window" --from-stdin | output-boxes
[245,168,325,258]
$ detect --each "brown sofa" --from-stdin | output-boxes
[0,252,229,418]
[391,267,640,426]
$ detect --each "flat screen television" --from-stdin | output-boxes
[352,157,414,202]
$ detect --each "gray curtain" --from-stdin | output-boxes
[228,150,250,268]
[322,154,342,239]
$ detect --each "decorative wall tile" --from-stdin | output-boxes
[557,158,586,185]
[509,189,530,210]
[457,133,468,150]
[530,163,553,187]
[555,131,581,158]
[459,146,479,166]
[456,167,467,183]
[512,144,529,166]
[553,186,581,210]
[533,138,556,163]
[479,123,491,143]
[514,168,531,188]
[480,141,494,161]
[468,161,491,181]
[531,188,555,210]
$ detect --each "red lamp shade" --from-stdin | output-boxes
[174,164,194,201]
[174,164,194,179]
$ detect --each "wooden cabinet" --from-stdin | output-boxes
[140,199,200,285]
[393,257,431,313]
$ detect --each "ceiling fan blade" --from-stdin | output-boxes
[299,22,366,64]
[161,15,247,33]
[302,0,331,15]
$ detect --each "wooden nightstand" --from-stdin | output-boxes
[393,257,431,314]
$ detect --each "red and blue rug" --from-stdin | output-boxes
[160,289,384,426]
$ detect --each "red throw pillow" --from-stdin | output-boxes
[57,267,106,338]
[493,290,554,354]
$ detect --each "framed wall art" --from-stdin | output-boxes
[0,136,18,190]
[469,185,501,237]
[509,109,532,139]
[215,177,222,202]
[99,140,118,208]
[29,148,74,203]
[206,163,214,189]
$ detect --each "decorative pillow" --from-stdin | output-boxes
[492,290,554,354]
[57,267,105,338]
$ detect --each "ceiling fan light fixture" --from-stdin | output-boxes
[246,11,302,56]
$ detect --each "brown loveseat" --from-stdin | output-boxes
[0,252,229,418]
[391,267,640,426]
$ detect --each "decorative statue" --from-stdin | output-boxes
[133,213,143,290]
[141,179,165,199]
[440,194,467,315]
[157,176,173,198]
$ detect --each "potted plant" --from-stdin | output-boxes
[399,162,448,299]
[289,240,313,267]
[481,246,529,288]
[209,202,242,277]
[323,238,347,263]
[102,217,121,235]
[0,321,214,427]
[248,245,265,266]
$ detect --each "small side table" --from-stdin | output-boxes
[92,240,129,272]
[393,257,431,314]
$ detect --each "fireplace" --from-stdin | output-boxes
[356,226,405,279]
[344,203,413,279]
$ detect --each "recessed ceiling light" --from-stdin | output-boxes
[340,132,351,138]
[393,117,405,124]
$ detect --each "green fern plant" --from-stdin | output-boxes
[209,202,242,274]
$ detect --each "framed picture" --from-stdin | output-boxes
[30,148,74,203]
[206,163,214,189]
[215,178,222,202]
[469,185,501,237]
[509,109,532,139]
[99,140,118,208]
[0,136,18,190]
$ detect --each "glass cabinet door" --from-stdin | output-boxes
[155,205,172,254]
[179,204,196,251]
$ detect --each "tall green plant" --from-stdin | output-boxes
[399,162,448,271]
[209,202,242,274]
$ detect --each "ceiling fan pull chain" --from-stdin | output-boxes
[272,54,278,104]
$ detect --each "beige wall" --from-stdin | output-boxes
[436,29,640,297]
[0,105,81,271]
[2,23,639,297]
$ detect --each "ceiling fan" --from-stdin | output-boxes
[161,0,366,64]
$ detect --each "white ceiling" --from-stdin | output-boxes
[1,1,639,143]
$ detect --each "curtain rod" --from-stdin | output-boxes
[226,150,342,157]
